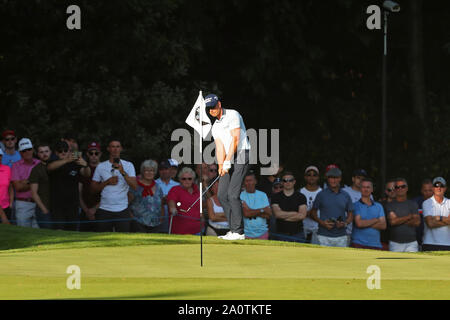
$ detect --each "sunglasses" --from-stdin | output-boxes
[282,178,295,183]
[386,188,395,192]
[180,177,193,181]
[88,151,100,156]
[209,169,217,172]
[274,185,283,189]
[395,185,407,190]
[57,149,69,153]
[20,148,32,153]
[3,137,15,142]
[433,183,446,188]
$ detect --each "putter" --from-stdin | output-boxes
[178,175,220,213]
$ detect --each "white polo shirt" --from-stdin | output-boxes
[92,159,136,212]
[422,196,450,246]
[211,108,251,156]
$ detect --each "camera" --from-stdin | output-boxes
[383,1,400,13]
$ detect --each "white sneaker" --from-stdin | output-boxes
[218,231,232,239]
[221,232,246,240]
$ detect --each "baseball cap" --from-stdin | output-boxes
[305,166,319,175]
[326,167,342,177]
[432,177,447,187]
[168,158,179,167]
[18,138,33,152]
[2,130,15,138]
[204,94,219,108]
[352,168,368,177]
[273,178,282,186]
[325,164,339,173]
[87,142,101,151]
[159,159,171,169]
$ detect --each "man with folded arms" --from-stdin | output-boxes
[385,178,420,252]
[271,172,307,243]
[422,177,450,251]
[351,178,386,250]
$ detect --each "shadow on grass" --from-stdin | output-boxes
[0,224,316,253]
[61,289,215,300]
[0,224,204,252]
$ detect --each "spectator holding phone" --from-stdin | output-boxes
[91,139,137,232]
[47,141,91,231]
[310,167,354,247]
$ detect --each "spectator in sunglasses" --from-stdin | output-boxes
[167,167,202,235]
[300,166,322,244]
[267,177,284,238]
[385,178,420,252]
[1,130,21,168]
[379,179,397,250]
[79,142,103,232]
[270,171,307,242]
[422,177,450,251]
[47,141,91,231]
[11,138,40,228]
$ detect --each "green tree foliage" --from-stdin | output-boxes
[1,0,449,195]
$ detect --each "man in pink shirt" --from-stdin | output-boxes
[11,138,40,227]
[0,149,13,224]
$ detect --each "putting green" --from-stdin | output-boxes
[0,225,449,299]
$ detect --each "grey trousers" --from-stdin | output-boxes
[217,150,250,234]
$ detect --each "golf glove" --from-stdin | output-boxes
[223,160,232,171]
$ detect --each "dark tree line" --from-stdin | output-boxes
[1,0,449,196]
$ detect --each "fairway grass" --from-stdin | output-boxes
[0,225,449,300]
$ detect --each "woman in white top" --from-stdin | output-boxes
[206,179,230,236]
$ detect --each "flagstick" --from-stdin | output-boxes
[199,90,204,268]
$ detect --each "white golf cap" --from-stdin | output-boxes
[305,165,319,174]
[168,159,179,167]
[18,138,33,152]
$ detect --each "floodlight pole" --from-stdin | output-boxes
[381,10,388,191]
[199,91,204,268]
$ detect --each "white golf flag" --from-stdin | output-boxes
[185,91,212,139]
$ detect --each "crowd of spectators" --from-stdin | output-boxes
[0,129,449,252]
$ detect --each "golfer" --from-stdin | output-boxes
[205,94,251,240]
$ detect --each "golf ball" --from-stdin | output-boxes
[176,202,181,207]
